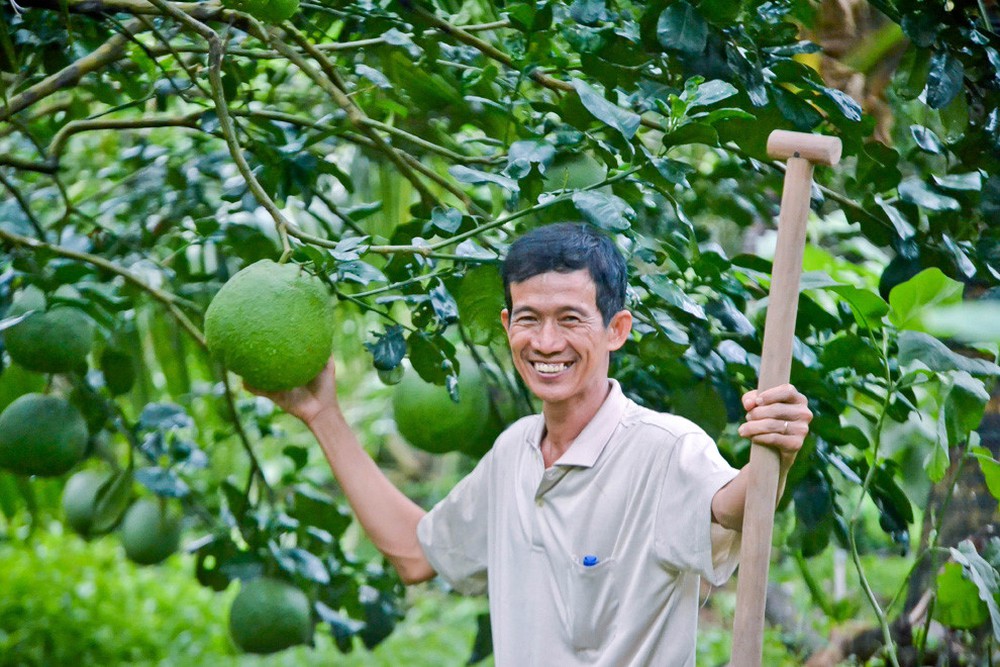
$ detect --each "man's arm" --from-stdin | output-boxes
[249,359,435,585]
[711,383,812,531]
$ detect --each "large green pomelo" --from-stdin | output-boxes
[392,361,493,454]
[62,469,112,538]
[205,260,334,391]
[3,286,94,373]
[119,499,182,565]
[229,577,312,654]
[0,393,88,477]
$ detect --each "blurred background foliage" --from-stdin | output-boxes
[2,0,1000,664]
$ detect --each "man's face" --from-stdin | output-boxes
[501,270,631,410]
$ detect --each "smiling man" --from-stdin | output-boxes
[254,223,812,666]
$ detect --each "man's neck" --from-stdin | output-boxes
[539,380,611,467]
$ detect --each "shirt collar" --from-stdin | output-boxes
[528,379,629,469]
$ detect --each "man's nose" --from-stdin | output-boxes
[533,320,564,353]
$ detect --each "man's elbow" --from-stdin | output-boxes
[392,556,436,585]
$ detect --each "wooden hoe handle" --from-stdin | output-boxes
[729,130,841,667]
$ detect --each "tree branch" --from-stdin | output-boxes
[272,24,440,210]
[146,0,295,259]
[0,19,145,123]
[0,226,206,346]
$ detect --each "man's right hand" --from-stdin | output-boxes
[245,356,339,428]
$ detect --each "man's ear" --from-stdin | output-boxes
[607,310,632,351]
[501,308,510,331]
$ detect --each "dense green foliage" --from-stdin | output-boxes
[2,0,1000,663]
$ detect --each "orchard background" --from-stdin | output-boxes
[2,0,1000,664]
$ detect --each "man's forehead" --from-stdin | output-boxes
[509,270,599,310]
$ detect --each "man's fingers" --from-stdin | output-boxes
[753,383,806,406]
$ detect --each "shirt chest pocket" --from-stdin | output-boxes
[561,555,619,652]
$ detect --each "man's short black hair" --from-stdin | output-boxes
[501,223,627,325]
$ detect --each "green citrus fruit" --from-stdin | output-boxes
[0,393,88,477]
[229,577,313,654]
[205,260,334,392]
[62,469,112,538]
[3,286,94,373]
[377,365,405,386]
[392,360,493,454]
[119,499,182,565]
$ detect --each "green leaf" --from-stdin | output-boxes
[90,468,134,534]
[951,540,1000,641]
[939,90,969,142]
[406,332,457,386]
[932,172,981,191]
[656,1,708,55]
[899,178,960,212]
[570,79,641,140]
[272,545,331,584]
[828,285,889,330]
[773,87,823,131]
[910,125,944,154]
[290,485,351,538]
[686,79,738,108]
[642,275,706,320]
[970,446,1000,502]
[925,50,964,110]
[888,267,964,330]
[898,331,1000,377]
[135,467,189,498]
[569,0,608,25]
[355,64,391,89]
[818,86,862,122]
[449,165,519,192]
[431,207,463,234]
[895,47,931,100]
[455,265,506,345]
[506,140,556,179]
[878,202,915,240]
[935,561,989,630]
[649,157,695,187]
[571,191,634,232]
[943,371,989,447]
[922,301,1000,344]
[365,325,406,371]
[671,379,727,439]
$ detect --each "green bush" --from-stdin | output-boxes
[0,524,235,666]
[0,523,490,666]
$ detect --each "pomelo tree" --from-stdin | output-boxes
[2,0,1000,662]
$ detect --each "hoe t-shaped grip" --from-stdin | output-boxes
[767,129,842,165]
[731,129,842,667]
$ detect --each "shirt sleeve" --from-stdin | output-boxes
[416,450,493,596]
[652,431,741,586]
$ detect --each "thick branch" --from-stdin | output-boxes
[0,19,144,123]
[0,226,205,346]
[48,113,204,162]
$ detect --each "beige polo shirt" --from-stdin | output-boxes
[417,380,741,666]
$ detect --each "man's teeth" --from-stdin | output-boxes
[534,362,569,373]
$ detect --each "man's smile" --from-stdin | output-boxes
[531,361,574,375]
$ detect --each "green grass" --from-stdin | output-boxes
[0,523,488,667]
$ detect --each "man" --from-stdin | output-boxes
[254,223,812,665]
